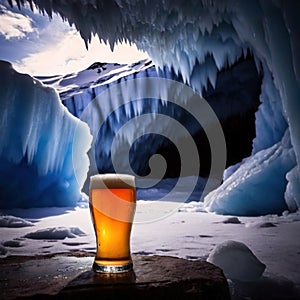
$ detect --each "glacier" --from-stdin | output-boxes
[5,0,300,215]
[0,60,92,208]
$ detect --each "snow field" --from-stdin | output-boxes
[1,202,300,289]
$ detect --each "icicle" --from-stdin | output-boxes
[16,0,21,9]
[207,59,217,89]
[253,53,262,74]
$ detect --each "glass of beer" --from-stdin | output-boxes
[89,174,136,273]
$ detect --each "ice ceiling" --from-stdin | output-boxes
[7,0,300,214]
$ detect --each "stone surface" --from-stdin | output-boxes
[0,252,230,300]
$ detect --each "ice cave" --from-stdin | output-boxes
[1,0,300,217]
[1,2,300,299]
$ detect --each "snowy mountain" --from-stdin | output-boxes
[39,59,154,100]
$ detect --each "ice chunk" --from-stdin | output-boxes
[0,61,92,208]
[24,227,86,240]
[207,240,266,282]
[3,240,25,247]
[204,131,296,216]
[0,244,8,257]
[245,221,276,228]
[222,217,241,224]
[285,166,300,212]
[0,215,34,228]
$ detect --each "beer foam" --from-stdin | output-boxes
[90,174,135,190]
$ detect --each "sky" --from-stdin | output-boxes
[0,1,149,76]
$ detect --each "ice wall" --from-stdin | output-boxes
[12,0,300,215]
[0,61,92,208]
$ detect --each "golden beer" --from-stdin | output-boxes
[89,174,136,273]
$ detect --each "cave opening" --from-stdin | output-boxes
[129,53,263,179]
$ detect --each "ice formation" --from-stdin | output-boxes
[0,244,8,257]
[207,240,266,282]
[24,227,86,240]
[0,61,92,208]
[8,0,300,215]
[44,57,259,199]
[0,215,33,227]
[205,130,296,215]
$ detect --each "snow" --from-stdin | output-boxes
[207,240,266,282]
[24,227,86,240]
[0,201,300,298]
[0,244,8,257]
[0,61,92,208]
[0,215,34,228]
[41,59,154,98]
[2,240,24,247]
[221,217,241,224]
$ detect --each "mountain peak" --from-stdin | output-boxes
[87,62,108,71]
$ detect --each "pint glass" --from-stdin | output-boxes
[89,174,136,273]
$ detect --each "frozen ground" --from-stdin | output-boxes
[1,199,300,299]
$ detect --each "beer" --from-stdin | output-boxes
[89,174,136,273]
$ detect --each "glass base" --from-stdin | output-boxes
[93,261,133,273]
